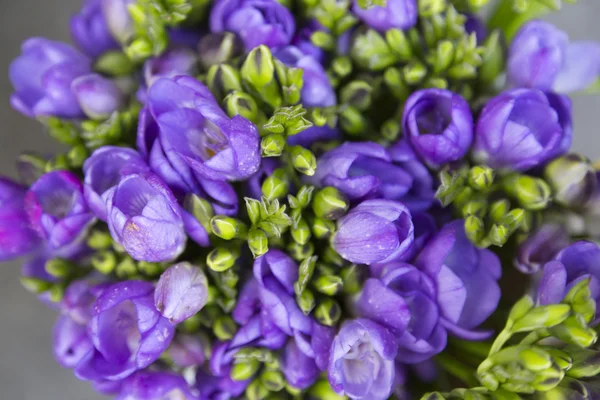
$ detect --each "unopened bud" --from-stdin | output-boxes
[207,247,239,272]
[291,218,311,245]
[45,258,72,278]
[511,304,571,333]
[224,91,261,122]
[313,275,343,296]
[91,250,117,275]
[290,146,317,176]
[214,316,237,341]
[198,32,243,69]
[314,299,341,326]
[312,217,336,239]
[312,187,349,220]
[544,154,597,208]
[262,169,288,200]
[207,64,242,100]
[261,134,286,157]
[504,175,552,211]
[297,289,316,315]
[210,216,247,240]
[248,228,269,259]
[241,45,275,88]
[231,358,261,381]
[468,165,495,191]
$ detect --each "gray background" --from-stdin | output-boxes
[0,1,599,399]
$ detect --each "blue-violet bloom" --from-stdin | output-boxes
[352,0,418,32]
[70,0,119,58]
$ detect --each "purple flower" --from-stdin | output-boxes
[402,89,473,168]
[0,177,41,260]
[83,146,149,220]
[76,281,175,381]
[143,48,199,89]
[72,74,125,120]
[352,0,418,31]
[24,171,95,258]
[9,38,92,118]
[515,224,570,274]
[105,172,186,262]
[154,262,209,324]
[167,334,206,368]
[275,45,336,108]
[328,318,398,400]
[414,220,501,340]
[358,263,446,363]
[115,371,196,400]
[210,0,295,51]
[388,139,435,213]
[473,89,572,171]
[310,142,413,202]
[292,20,326,63]
[144,76,261,182]
[537,241,600,320]
[508,20,600,93]
[464,13,487,45]
[333,199,414,265]
[101,0,134,43]
[70,0,119,58]
[282,340,319,389]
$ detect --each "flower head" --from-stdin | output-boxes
[333,199,414,265]
[352,0,418,32]
[9,38,92,118]
[70,0,119,58]
[402,89,473,168]
[72,74,124,119]
[210,0,295,51]
[25,171,95,258]
[105,172,186,262]
[473,89,572,171]
[328,318,398,400]
[115,371,196,400]
[508,20,600,93]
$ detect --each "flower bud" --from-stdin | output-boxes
[544,154,596,208]
[312,187,349,220]
[261,370,286,392]
[488,223,510,247]
[290,146,317,176]
[20,277,52,294]
[184,194,215,233]
[532,363,564,392]
[207,247,239,272]
[468,166,495,191]
[313,275,343,296]
[241,45,276,88]
[45,258,73,278]
[508,296,536,324]
[519,348,553,372]
[87,230,113,250]
[287,241,315,261]
[465,215,485,244]
[155,263,209,324]
[261,134,286,157]
[206,63,242,100]
[210,216,247,240]
[511,304,571,332]
[231,358,261,382]
[213,315,237,341]
[312,217,336,239]
[91,250,117,274]
[567,348,600,379]
[462,199,488,218]
[248,228,269,259]
[549,314,598,348]
[262,169,288,200]
[198,32,243,69]
[314,298,341,326]
[291,218,311,245]
[224,91,262,123]
[489,199,511,223]
[297,289,316,315]
[504,175,552,211]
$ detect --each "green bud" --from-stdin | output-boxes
[262,169,289,200]
[210,216,247,240]
[207,64,242,100]
[340,80,372,111]
[91,250,117,275]
[462,199,488,218]
[115,257,138,279]
[295,256,317,295]
[331,56,353,78]
[403,62,428,85]
[314,299,342,326]
[508,295,536,324]
[464,215,485,244]
[501,208,526,232]
[45,258,72,278]
[49,283,65,303]
[312,187,349,220]
[198,32,243,70]
[381,119,402,142]
[421,393,446,400]
[340,106,368,136]
[126,38,153,61]
[383,67,409,100]
[468,166,495,190]
[312,217,336,239]
[322,245,346,267]
[433,40,455,73]
[351,30,397,71]
[309,380,346,400]
[341,265,363,295]
[297,289,316,315]
[94,51,135,76]
[287,241,314,261]
[184,194,215,232]
[291,218,311,245]
[489,199,511,223]
[311,31,336,51]
[566,347,600,379]
[519,348,553,372]
[87,230,113,250]
[260,370,285,392]
[480,31,504,83]
[20,277,52,294]
[261,134,286,157]
[544,154,597,208]
[313,275,343,296]
[532,363,564,392]
[231,358,261,381]
[419,0,446,16]
[224,91,261,122]
[207,247,239,272]
[67,144,88,167]
[137,261,162,276]
[245,198,262,225]
[511,304,571,332]
[549,314,598,348]
[504,175,552,211]
[248,228,269,259]
[289,146,317,176]
[241,45,275,88]
[214,316,237,341]
[385,29,412,61]
[45,154,70,172]
[245,380,270,400]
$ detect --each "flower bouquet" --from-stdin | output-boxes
[4,0,600,398]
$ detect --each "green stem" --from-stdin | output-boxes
[435,353,480,388]
[488,328,513,356]
[449,337,493,360]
